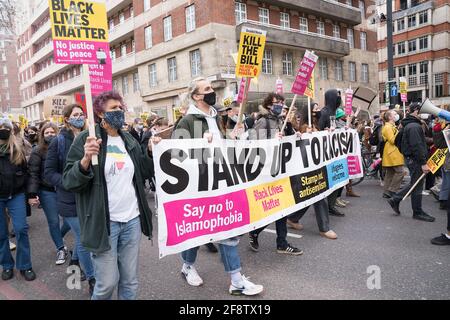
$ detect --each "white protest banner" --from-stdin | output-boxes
[153,129,363,257]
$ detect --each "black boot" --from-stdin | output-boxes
[413,212,435,222]
[329,206,345,217]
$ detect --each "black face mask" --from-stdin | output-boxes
[203,92,216,106]
[0,129,11,140]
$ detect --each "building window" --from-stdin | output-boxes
[280,12,290,29]
[121,43,127,57]
[397,42,406,55]
[361,63,368,83]
[282,51,293,76]
[398,65,406,77]
[319,57,328,80]
[122,75,129,95]
[3,65,7,75]
[299,17,308,32]
[360,31,366,50]
[436,84,444,97]
[333,24,340,38]
[185,5,196,32]
[144,0,151,11]
[168,57,177,82]
[419,11,428,24]
[419,61,428,74]
[419,36,428,50]
[144,26,152,49]
[359,0,365,20]
[408,39,416,53]
[258,7,269,25]
[190,49,201,77]
[317,21,325,35]
[397,19,405,31]
[407,14,416,28]
[435,74,444,97]
[109,19,114,30]
[133,72,139,92]
[110,49,116,61]
[335,60,343,81]
[163,16,172,42]
[349,61,356,82]
[262,49,272,74]
[347,29,354,48]
[408,64,417,75]
[148,63,157,87]
[119,12,125,24]
[235,2,247,24]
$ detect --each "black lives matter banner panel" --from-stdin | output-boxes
[153,129,363,258]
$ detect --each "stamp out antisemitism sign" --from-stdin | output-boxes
[292,50,318,95]
[235,27,267,78]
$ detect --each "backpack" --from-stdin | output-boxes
[394,126,404,154]
[369,124,382,146]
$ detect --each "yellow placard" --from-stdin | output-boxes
[246,177,295,223]
[427,148,447,174]
[304,70,315,99]
[235,27,266,78]
[48,0,109,42]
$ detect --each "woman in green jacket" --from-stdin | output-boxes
[62,91,153,300]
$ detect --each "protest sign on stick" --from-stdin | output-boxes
[49,0,112,165]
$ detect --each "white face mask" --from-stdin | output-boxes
[393,114,400,122]
[420,113,430,120]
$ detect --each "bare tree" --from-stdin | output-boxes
[0,0,17,35]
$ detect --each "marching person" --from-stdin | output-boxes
[62,91,153,300]
[129,118,145,143]
[381,110,404,198]
[168,77,263,296]
[45,104,95,293]
[247,92,303,255]
[27,122,71,265]
[387,102,435,222]
[0,117,35,281]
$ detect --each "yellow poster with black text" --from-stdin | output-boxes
[304,70,315,99]
[427,148,447,174]
[235,27,267,78]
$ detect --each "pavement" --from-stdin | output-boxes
[1,178,449,300]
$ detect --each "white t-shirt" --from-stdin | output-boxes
[104,135,140,223]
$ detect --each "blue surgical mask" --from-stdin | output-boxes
[68,117,85,129]
[271,104,283,116]
[104,111,125,130]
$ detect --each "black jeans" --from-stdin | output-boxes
[250,217,288,249]
[288,199,330,232]
[327,188,342,209]
[446,197,450,232]
[393,157,424,215]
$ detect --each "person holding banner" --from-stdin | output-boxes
[0,117,36,281]
[381,110,405,198]
[169,77,264,296]
[287,105,337,240]
[45,104,95,293]
[319,89,346,217]
[62,91,154,300]
[387,103,435,222]
[248,93,303,255]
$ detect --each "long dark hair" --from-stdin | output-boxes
[63,103,87,132]
[38,122,59,155]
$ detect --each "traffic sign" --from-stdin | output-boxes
[391,84,398,97]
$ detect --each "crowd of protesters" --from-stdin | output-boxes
[1,79,448,300]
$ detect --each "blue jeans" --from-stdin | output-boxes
[0,193,32,270]
[64,217,94,280]
[91,216,141,300]
[38,190,68,251]
[439,169,450,201]
[181,237,241,274]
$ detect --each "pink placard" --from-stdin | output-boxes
[345,89,353,115]
[89,61,112,96]
[347,156,362,176]
[236,78,247,103]
[163,190,250,246]
[291,51,318,95]
[276,78,283,94]
[401,93,407,102]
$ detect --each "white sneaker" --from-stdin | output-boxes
[55,246,68,265]
[181,265,203,286]
[422,190,430,196]
[229,276,263,296]
[9,241,16,251]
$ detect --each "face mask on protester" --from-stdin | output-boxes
[231,114,239,123]
[393,114,400,122]
[68,117,85,129]
[28,133,37,140]
[420,113,429,120]
[202,92,216,106]
[0,129,11,140]
[104,110,125,130]
[44,135,56,144]
[271,104,283,116]
[136,124,144,131]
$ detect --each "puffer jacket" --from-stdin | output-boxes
[27,145,55,197]
[249,105,283,140]
[0,149,28,198]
